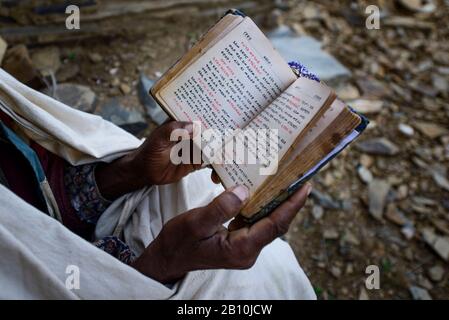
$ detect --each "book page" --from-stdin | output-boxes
[280,99,346,168]
[212,77,332,195]
[158,17,297,135]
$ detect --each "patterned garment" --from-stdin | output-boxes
[64,163,135,264]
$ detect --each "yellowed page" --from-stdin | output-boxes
[158,17,297,134]
[212,77,332,195]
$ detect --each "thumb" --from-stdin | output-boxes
[196,185,249,237]
[157,121,194,147]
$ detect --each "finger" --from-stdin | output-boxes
[210,170,221,184]
[243,183,312,249]
[196,185,249,237]
[156,121,194,147]
[228,214,248,231]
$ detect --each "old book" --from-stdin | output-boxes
[151,10,368,222]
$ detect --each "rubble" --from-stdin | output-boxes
[44,84,96,113]
[1,0,448,299]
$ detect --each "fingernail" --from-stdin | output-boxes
[184,123,194,135]
[305,183,312,197]
[231,185,249,202]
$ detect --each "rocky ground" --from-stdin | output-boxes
[0,0,448,299]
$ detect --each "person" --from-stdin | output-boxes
[0,68,316,299]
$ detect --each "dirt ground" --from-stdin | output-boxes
[1,0,448,299]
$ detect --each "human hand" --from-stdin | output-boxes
[96,121,201,200]
[131,183,312,283]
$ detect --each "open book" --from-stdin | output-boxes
[151,10,368,222]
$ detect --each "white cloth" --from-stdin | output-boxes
[0,68,316,299]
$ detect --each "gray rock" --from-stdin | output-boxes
[44,83,96,113]
[312,205,324,220]
[422,228,449,261]
[357,165,373,184]
[356,138,400,156]
[398,0,436,13]
[323,228,339,240]
[310,189,341,210]
[138,73,169,125]
[330,266,342,278]
[98,98,145,126]
[398,123,414,137]
[267,27,351,83]
[413,121,448,139]
[428,265,444,282]
[409,286,432,300]
[349,99,383,114]
[368,179,390,220]
[31,46,61,77]
[429,165,449,192]
[88,52,103,63]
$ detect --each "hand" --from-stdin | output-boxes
[127,121,201,186]
[96,121,201,200]
[131,183,312,284]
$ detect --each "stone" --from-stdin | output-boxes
[2,45,42,87]
[323,229,339,240]
[44,84,96,113]
[398,123,414,137]
[368,179,390,220]
[427,265,444,282]
[413,121,448,139]
[88,52,103,63]
[56,63,79,82]
[349,99,383,114]
[267,28,351,83]
[358,288,369,300]
[356,77,390,99]
[360,154,374,168]
[422,228,449,261]
[310,189,341,210]
[357,165,373,184]
[330,266,342,279]
[138,73,169,125]
[429,165,449,192]
[312,205,324,220]
[401,225,415,240]
[0,36,7,66]
[432,74,448,94]
[409,286,432,300]
[341,230,360,246]
[385,204,408,226]
[98,98,145,126]
[398,0,436,13]
[119,83,132,95]
[336,84,360,100]
[356,138,400,156]
[31,46,61,77]
[109,68,119,75]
